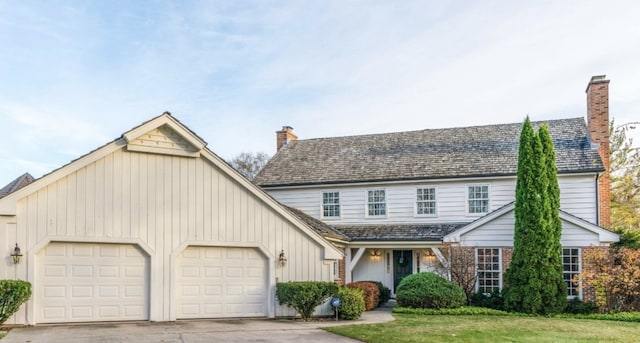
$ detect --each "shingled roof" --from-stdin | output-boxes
[335,223,466,242]
[0,173,35,199]
[254,118,604,187]
[284,205,350,241]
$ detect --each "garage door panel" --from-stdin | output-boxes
[71,265,93,277]
[37,242,149,323]
[176,246,267,319]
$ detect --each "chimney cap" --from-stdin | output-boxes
[586,75,609,92]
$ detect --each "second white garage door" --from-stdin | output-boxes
[176,246,268,319]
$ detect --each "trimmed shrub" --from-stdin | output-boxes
[334,287,366,320]
[276,281,339,321]
[363,280,391,305]
[396,272,466,309]
[470,290,505,310]
[564,298,598,314]
[347,281,379,310]
[0,280,32,324]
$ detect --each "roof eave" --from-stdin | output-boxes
[258,168,604,188]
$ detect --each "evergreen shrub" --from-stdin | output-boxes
[275,281,339,321]
[334,287,366,320]
[0,280,32,324]
[395,272,465,309]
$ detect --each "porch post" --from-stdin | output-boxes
[346,247,366,284]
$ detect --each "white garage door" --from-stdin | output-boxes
[36,242,149,323]
[176,246,268,319]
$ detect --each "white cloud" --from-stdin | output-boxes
[1,0,640,183]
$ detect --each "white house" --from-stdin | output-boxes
[0,113,342,325]
[254,75,619,296]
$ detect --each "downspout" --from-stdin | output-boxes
[595,173,600,226]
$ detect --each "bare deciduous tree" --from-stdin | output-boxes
[229,152,270,180]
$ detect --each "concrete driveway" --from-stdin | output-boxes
[3,306,394,343]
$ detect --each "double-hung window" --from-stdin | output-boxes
[416,187,437,216]
[562,248,581,298]
[367,189,386,217]
[322,191,340,218]
[476,248,501,294]
[468,185,489,214]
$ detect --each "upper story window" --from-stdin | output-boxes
[416,187,437,216]
[367,189,387,217]
[476,248,501,294]
[467,184,489,214]
[322,191,340,218]
[562,248,581,298]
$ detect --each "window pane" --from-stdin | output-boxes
[367,190,386,216]
[416,187,436,215]
[322,192,340,217]
[468,185,489,214]
[562,248,581,297]
[476,248,501,294]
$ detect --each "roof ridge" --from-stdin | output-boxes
[294,117,585,143]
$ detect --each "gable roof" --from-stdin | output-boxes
[442,202,619,244]
[254,118,604,187]
[0,113,343,259]
[0,173,35,199]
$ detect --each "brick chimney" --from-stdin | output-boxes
[586,75,610,228]
[276,126,298,151]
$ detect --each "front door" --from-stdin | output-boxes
[393,250,413,293]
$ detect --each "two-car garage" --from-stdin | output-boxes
[0,114,343,325]
[35,242,268,323]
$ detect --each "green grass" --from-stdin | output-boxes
[324,314,640,343]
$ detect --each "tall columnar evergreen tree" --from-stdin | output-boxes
[504,118,564,314]
[539,124,567,313]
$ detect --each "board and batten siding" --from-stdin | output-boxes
[460,210,600,247]
[265,174,598,225]
[9,147,333,324]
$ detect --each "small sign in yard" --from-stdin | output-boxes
[331,297,341,320]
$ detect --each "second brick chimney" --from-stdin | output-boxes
[586,75,611,228]
[276,126,298,151]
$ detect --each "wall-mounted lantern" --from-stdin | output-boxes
[423,249,437,264]
[11,243,22,264]
[278,250,287,267]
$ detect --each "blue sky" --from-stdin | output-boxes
[1,1,640,184]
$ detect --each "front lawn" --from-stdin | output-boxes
[324,313,640,343]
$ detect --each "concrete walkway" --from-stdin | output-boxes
[2,302,395,343]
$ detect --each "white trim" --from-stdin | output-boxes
[365,188,388,218]
[320,190,342,220]
[562,247,583,300]
[465,183,491,216]
[414,186,438,217]
[443,203,620,244]
[259,172,602,190]
[346,247,366,283]
[443,203,514,243]
[475,247,502,294]
[122,114,206,150]
[558,212,619,244]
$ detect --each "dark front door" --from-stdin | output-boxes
[393,250,413,293]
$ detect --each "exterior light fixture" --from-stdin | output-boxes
[11,243,22,264]
[423,249,437,263]
[370,249,381,257]
[278,250,287,267]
